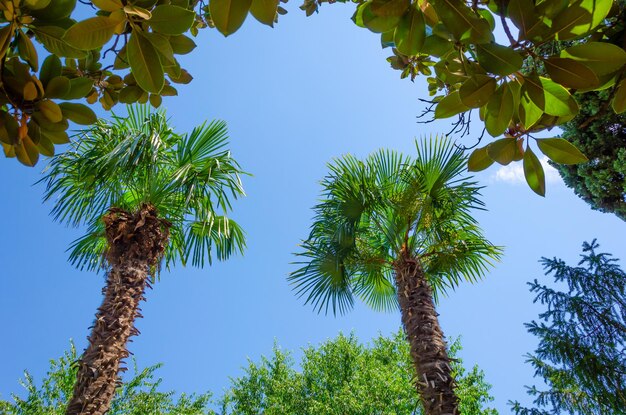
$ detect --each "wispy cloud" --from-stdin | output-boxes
[491,156,561,185]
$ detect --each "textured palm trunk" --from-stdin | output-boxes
[393,253,459,415]
[66,205,169,415]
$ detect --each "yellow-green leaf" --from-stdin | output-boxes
[92,0,123,11]
[459,75,497,108]
[0,24,13,58]
[124,5,152,19]
[467,145,495,171]
[210,0,252,36]
[523,146,545,196]
[63,16,118,50]
[23,82,38,101]
[552,0,611,40]
[24,0,52,10]
[475,43,523,76]
[518,91,543,129]
[544,57,599,89]
[44,76,71,99]
[355,1,403,33]
[128,31,164,93]
[38,100,63,123]
[561,42,626,77]
[536,138,588,164]
[613,80,626,114]
[394,7,425,56]
[118,85,143,103]
[15,136,39,167]
[63,77,94,99]
[434,91,469,118]
[169,35,196,55]
[250,0,278,26]
[59,102,97,125]
[149,94,162,108]
[487,137,519,165]
[432,0,492,43]
[33,26,88,59]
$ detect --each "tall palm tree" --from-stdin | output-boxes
[42,105,246,415]
[290,137,501,415]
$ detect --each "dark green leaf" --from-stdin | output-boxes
[210,0,252,36]
[127,30,164,93]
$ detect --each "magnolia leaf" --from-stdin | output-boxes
[118,85,144,103]
[127,30,164,93]
[561,42,626,77]
[145,32,176,66]
[467,145,495,171]
[524,76,577,117]
[544,57,599,89]
[523,146,545,196]
[485,83,514,136]
[475,43,523,76]
[30,0,75,20]
[459,75,497,108]
[613,80,626,114]
[536,138,588,164]
[92,0,123,11]
[39,55,62,87]
[354,1,402,33]
[63,16,118,50]
[149,5,195,35]
[371,0,410,16]
[552,0,611,40]
[59,103,97,125]
[432,0,492,43]
[149,93,162,108]
[33,26,88,59]
[38,100,63,123]
[0,24,13,57]
[250,0,278,26]
[15,136,39,167]
[487,137,519,165]
[169,35,196,55]
[168,68,192,84]
[44,76,71,98]
[381,30,395,48]
[23,82,38,101]
[17,31,39,72]
[394,7,425,56]
[507,0,546,40]
[210,0,252,36]
[422,35,453,56]
[24,0,52,10]
[434,91,469,118]
[518,92,543,129]
[124,5,152,19]
[63,77,94,99]
[36,135,55,157]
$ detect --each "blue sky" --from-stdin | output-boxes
[1,3,625,413]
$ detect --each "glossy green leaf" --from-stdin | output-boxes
[250,0,278,26]
[613,80,626,114]
[38,100,63,123]
[552,0,611,40]
[169,35,196,55]
[39,55,62,87]
[127,31,164,93]
[149,5,196,35]
[15,136,39,167]
[544,57,599,89]
[523,146,545,196]
[0,24,13,58]
[432,0,492,43]
[24,0,52,10]
[30,0,76,21]
[63,77,94,99]
[487,137,518,165]
[145,32,176,66]
[422,35,453,57]
[59,103,97,125]
[467,145,495,171]
[45,76,71,98]
[518,91,543,129]
[210,0,252,36]
[561,42,626,77]
[371,0,410,16]
[381,30,395,48]
[355,1,403,33]
[394,7,425,56]
[434,91,469,118]
[536,138,588,164]
[507,0,547,40]
[92,0,123,11]
[459,75,497,108]
[524,76,577,116]
[475,43,523,76]
[485,83,514,137]
[33,26,88,59]
[63,16,118,50]
[118,85,144,103]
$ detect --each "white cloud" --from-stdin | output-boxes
[491,156,561,185]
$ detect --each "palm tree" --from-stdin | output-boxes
[289,137,501,415]
[42,105,246,415]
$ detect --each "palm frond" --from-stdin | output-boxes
[184,216,246,267]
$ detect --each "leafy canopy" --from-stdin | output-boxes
[41,104,246,272]
[0,0,287,165]
[290,136,501,315]
[511,240,626,415]
[305,0,626,195]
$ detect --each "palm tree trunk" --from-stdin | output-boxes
[66,205,169,415]
[393,253,459,415]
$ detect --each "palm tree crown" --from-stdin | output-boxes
[290,137,501,314]
[42,105,246,271]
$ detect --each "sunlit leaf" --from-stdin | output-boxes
[485,83,514,137]
[250,0,278,26]
[127,30,164,93]
[394,6,425,56]
[523,146,545,196]
[561,42,626,77]
[544,57,599,89]
[434,91,469,118]
[536,138,588,164]
[63,16,118,50]
[459,75,496,108]
[467,145,494,171]
[210,0,252,36]
[149,5,195,35]
[475,43,523,76]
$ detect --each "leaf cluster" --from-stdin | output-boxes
[307,0,626,195]
[0,0,286,166]
[511,240,626,414]
[290,136,501,315]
